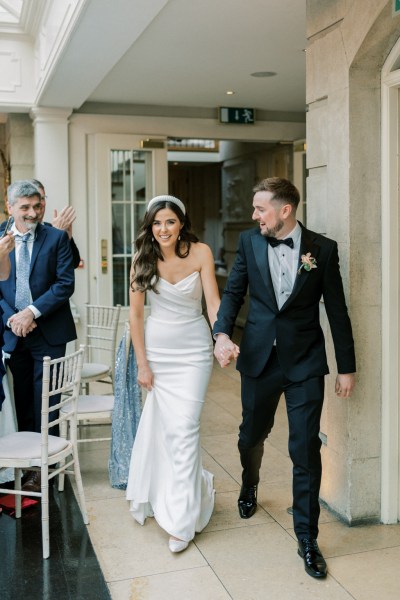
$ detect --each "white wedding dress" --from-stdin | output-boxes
[126,271,215,542]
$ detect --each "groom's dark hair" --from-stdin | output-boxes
[253,177,300,210]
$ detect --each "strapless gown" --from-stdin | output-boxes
[126,271,215,541]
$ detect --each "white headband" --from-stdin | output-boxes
[146,195,186,215]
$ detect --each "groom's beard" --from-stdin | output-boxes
[262,218,284,238]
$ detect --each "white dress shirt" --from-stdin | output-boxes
[268,222,301,309]
[11,224,41,319]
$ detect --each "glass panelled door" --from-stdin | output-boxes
[89,134,168,328]
[111,150,150,306]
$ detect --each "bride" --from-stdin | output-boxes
[126,195,238,553]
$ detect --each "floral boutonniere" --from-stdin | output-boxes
[298,252,317,274]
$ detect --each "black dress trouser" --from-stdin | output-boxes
[239,347,325,539]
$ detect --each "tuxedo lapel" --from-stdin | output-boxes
[251,232,278,310]
[281,224,320,309]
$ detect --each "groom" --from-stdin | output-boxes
[213,177,356,578]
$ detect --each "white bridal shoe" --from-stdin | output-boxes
[169,537,189,553]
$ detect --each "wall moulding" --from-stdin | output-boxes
[0,51,21,92]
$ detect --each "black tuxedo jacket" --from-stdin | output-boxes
[213,223,356,381]
[0,223,77,353]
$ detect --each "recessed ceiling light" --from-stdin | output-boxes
[226,90,235,95]
[250,71,277,78]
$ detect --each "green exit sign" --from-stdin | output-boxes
[219,107,255,124]
[394,0,400,14]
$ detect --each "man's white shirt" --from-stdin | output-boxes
[268,222,301,309]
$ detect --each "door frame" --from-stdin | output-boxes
[381,37,400,523]
[88,133,168,323]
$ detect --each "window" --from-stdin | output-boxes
[110,149,151,306]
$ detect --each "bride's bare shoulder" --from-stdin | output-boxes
[190,241,213,258]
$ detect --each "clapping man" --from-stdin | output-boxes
[32,179,81,268]
[213,177,356,579]
[0,180,77,492]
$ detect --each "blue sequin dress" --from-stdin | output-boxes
[108,324,142,489]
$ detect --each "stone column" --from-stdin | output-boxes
[6,113,34,183]
[30,107,72,213]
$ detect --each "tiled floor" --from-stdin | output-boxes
[78,361,400,600]
[2,359,400,599]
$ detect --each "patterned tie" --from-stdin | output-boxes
[15,233,31,311]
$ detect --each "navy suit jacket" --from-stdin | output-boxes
[42,221,81,268]
[0,223,77,353]
[213,223,356,381]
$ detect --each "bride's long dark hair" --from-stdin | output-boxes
[130,198,199,293]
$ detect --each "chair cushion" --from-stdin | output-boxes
[78,394,115,413]
[60,395,114,415]
[81,363,111,380]
[0,432,69,460]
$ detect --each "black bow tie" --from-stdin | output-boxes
[267,236,294,249]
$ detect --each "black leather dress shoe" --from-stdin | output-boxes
[238,485,257,519]
[21,472,41,494]
[297,537,327,578]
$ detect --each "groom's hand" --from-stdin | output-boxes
[335,373,355,398]
[214,334,240,368]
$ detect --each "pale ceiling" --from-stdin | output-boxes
[36,0,307,117]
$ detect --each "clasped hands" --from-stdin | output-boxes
[214,334,240,368]
[9,308,37,337]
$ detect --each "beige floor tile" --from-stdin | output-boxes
[195,524,353,600]
[258,481,336,530]
[257,481,293,529]
[201,398,240,435]
[207,391,243,421]
[203,490,273,533]
[108,567,231,600]
[86,496,207,581]
[208,369,241,390]
[201,449,240,494]
[201,434,292,487]
[328,546,400,600]
[259,443,293,484]
[207,378,241,400]
[316,520,400,557]
[79,445,124,500]
[207,371,240,401]
[212,359,241,382]
[79,362,400,600]
[201,433,242,483]
[82,472,125,501]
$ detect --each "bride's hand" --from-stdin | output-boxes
[138,364,154,391]
[214,335,240,368]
